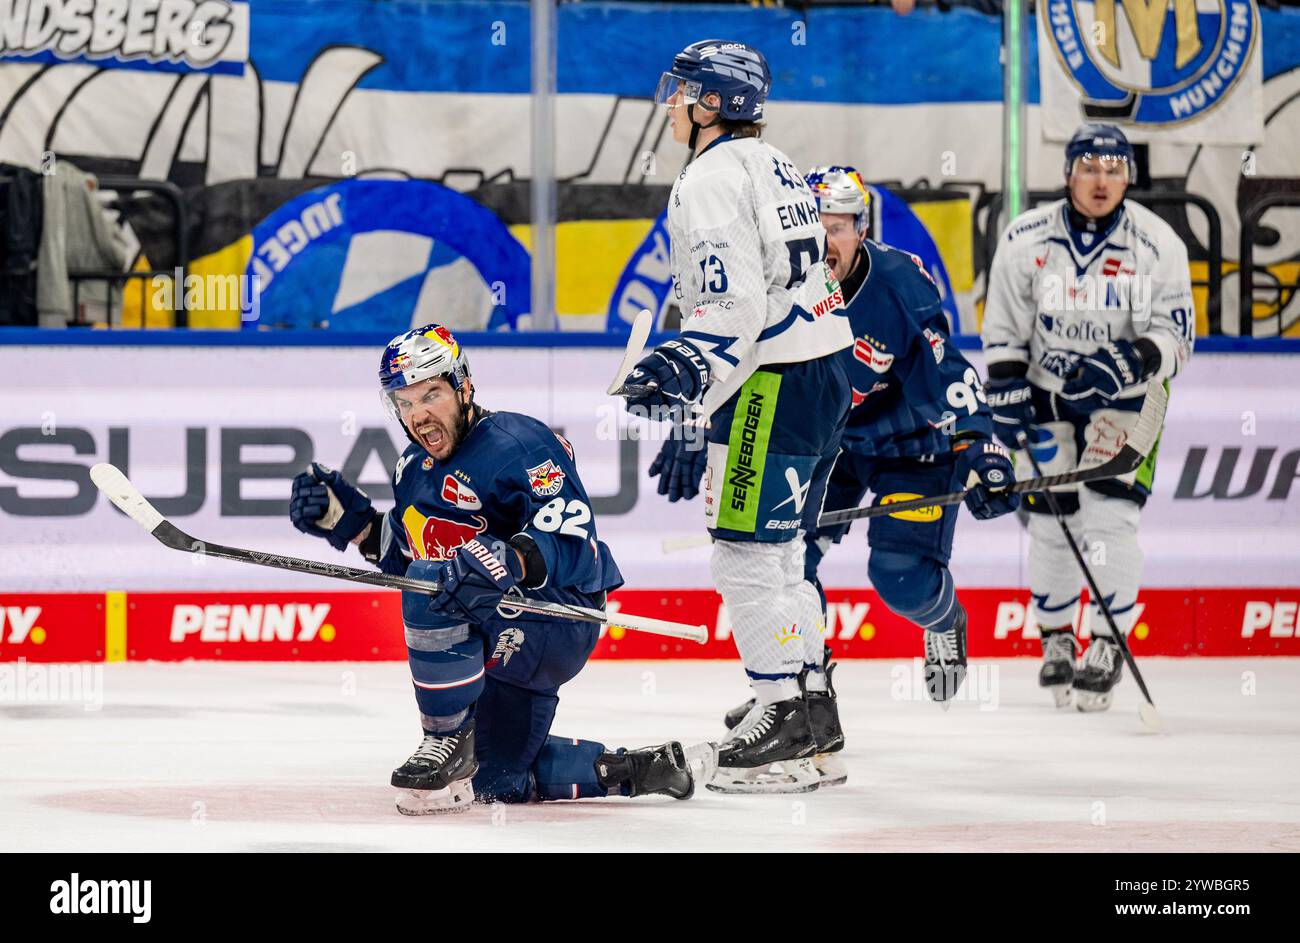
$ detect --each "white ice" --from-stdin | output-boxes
[3,659,1299,852]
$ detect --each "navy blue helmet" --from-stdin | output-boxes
[654,40,771,123]
[1064,123,1136,183]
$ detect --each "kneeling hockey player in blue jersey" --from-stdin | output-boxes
[722,169,1020,784]
[289,325,701,814]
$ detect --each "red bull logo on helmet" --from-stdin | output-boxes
[401,507,488,561]
[424,325,459,357]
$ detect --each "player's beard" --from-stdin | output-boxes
[410,397,475,461]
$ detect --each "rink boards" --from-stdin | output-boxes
[1,587,1297,663]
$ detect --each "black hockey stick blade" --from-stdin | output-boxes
[90,464,708,643]
[818,383,1168,527]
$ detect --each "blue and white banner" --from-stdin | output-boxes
[1038,0,1264,144]
[0,0,249,76]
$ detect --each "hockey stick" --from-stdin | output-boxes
[817,382,1168,527]
[1015,431,1162,732]
[606,307,655,398]
[91,464,708,644]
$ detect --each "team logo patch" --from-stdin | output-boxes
[441,475,482,510]
[923,328,946,364]
[880,492,943,523]
[1039,0,1259,128]
[526,460,566,496]
[486,627,525,668]
[421,457,434,471]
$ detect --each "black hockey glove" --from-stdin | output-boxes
[1058,340,1146,413]
[648,435,708,502]
[953,435,1019,520]
[418,540,525,625]
[289,462,376,552]
[622,339,711,411]
[983,374,1035,450]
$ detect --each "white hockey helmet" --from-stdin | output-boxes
[806,165,870,236]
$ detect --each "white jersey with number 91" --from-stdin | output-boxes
[982,198,1195,399]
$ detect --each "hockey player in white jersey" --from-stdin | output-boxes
[982,124,1194,711]
[620,40,854,793]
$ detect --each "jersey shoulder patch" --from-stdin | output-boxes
[1002,202,1061,245]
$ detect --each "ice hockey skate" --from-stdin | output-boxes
[1039,627,1079,708]
[707,698,820,794]
[596,742,697,799]
[391,723,478,815]
[1074,635,1123,712]
[924,606,968,706]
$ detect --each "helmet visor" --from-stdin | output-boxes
[1068,153,1133,182]
[655,72,702,108]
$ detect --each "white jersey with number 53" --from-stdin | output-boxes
[982,198,1195,398]
[667,136,853,410]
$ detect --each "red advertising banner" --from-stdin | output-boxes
[0,588,1296,662]
[0,594,110,663]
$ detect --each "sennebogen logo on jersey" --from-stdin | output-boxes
[1041,0,1258,126]
[0,0,249,76]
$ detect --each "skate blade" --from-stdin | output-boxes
[395,779,474,815]
[813,753,848,788]
[683,740,720,786]
[925,667,967,706]
[706,757,820,795]
[1045,684,1074,709]
[1075,690,1113,713]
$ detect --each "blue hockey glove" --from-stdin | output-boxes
[953,436,1019,520]
[622,339,711,411]
[983,374,1035,450]
[648,436,708,502]
[419,540,525,626]
[1059,340,1144,413]
[289,462,376,551]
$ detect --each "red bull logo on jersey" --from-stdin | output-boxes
[526,460,566,497]
[441,475,482,510]
[402,507,489,561]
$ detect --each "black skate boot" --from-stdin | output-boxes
[391,721,478,815]
[707,697,819,794]
[806,660,847,787]
[924,605,968,706]
[723,697,756,730]
[596,742,697,800]
[1073,635,1123,712]
[1038,626,1079,709]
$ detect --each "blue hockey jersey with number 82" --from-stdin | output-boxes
[839,240,993,458]
[374,411,623,605]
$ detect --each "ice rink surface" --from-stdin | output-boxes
[3,658,1299,853]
